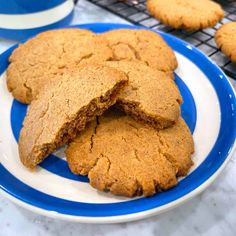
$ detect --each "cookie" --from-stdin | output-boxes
[100,28,177,72]
[6,28,113,104]
[66,110,194,197]
[147,0,224,31]
[19,65,128,169]
[215,22,236,62]
[106,61,182,129]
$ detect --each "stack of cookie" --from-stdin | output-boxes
[6,28,194,197]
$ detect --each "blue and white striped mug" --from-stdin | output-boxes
[0,0,76,40]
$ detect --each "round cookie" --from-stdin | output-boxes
[6,28,113,104]
[106,61,182,129]
[66,110,194,197]
[100,28,177,72]
[147,0,224,31]
[18,65,128,169]
[215,22,236,62]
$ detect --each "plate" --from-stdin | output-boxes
[0,23,235,223]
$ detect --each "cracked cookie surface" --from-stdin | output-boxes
[147,0,224,31]
[100,28,177,72]
[106,61,182,129]
[19,65,128,169]
[6,28,113,104]
[215,22,236,63]
[66,109,194,197]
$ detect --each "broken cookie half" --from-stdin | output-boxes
[66,109,194,197]
[19,65,128,169]
[106,61,182,129]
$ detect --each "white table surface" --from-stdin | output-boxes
[0,1,235,235]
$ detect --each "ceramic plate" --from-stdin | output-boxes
[0,23,235,223]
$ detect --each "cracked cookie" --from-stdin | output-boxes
[19,65,128,169]
[66,109,194,197]
[215,22,236,63]
[6,28,113,104]
[147,0,224,31]
[106,61,182,129]
[100,28,177,72]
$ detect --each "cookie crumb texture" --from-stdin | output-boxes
[147,0,224,31]
[101,29,178,72]
[106,61,182,129]
[66,111,194,197]
[6,28,112,104]
[215,22,236,62]
[18,65,128,169]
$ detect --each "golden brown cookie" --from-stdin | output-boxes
[147,0,224,31]
[100,28,177,72]
[106,61,182,129]
[66,109,194,197]
[215,22,236,62]
[6,28,113,104]
[19,65,128,169]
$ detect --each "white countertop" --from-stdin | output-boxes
[0,1,235,235]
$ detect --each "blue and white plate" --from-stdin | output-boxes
[0,23,235,223]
